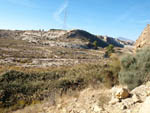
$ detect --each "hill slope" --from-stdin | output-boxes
[135,24,150,49]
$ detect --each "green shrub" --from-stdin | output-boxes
[119,47,150,90]
[109,54,121,84]
[104,44,115,58]
[87,41,98,49]
[93,41,98,49]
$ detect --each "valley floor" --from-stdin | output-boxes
[0,38,135,113]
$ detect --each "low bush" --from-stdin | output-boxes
[0,54,122,113]
[104,44,115,58]
[119,47,150,90]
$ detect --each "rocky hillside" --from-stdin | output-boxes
[135,24,150,49]
[98,36,124,47]
[0,29,125,49]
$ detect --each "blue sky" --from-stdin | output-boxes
[0,0,150,40]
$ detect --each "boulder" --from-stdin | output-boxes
[115,88,129,99]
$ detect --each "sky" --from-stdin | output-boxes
[0,0,150,40]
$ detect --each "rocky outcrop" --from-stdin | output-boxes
[135,24,150,49]
[98,36,124,47]
[21,29,67,41]
[109,82,150,113]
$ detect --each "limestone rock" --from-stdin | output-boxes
[139,96,150,113]
[109,98,120,105]
[132,94,141,103]
[131,82,150,101]
[92,104,103,112]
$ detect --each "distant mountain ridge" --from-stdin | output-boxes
[117,37,133,42]
[117,37,135,46]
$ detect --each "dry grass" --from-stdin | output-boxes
[0,38,103,60]
[0,58,121,113]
